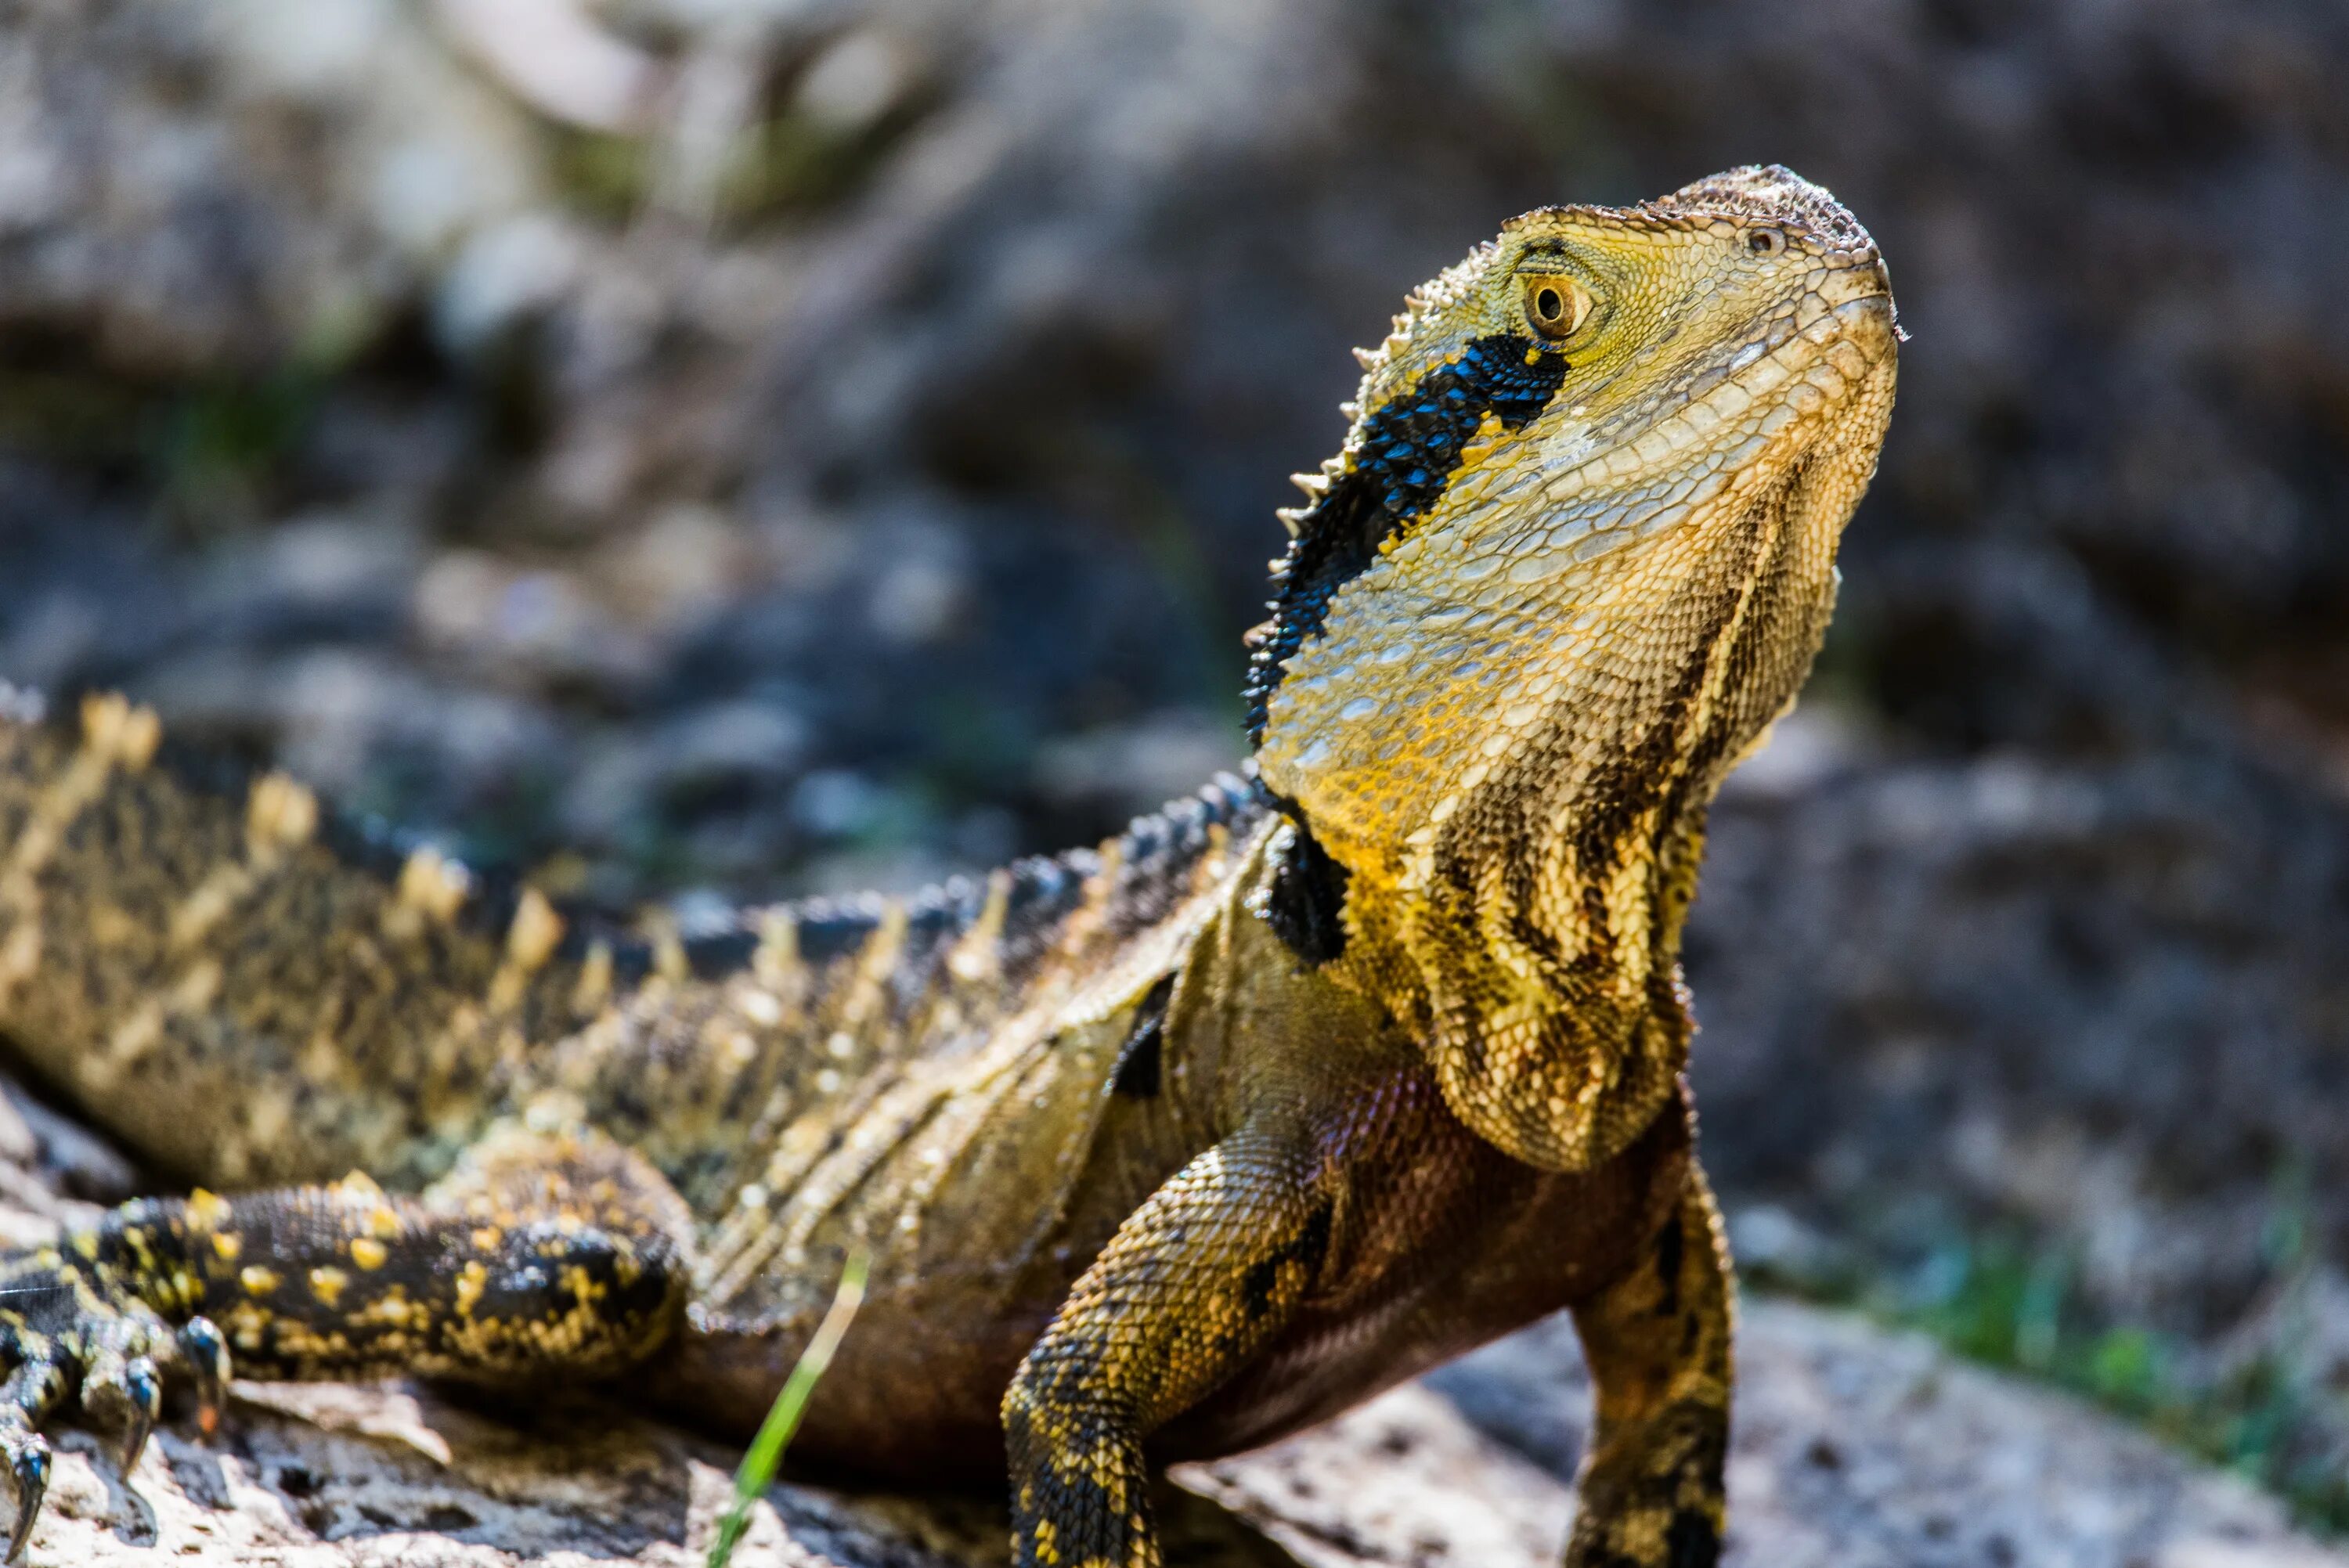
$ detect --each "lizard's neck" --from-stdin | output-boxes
[1270,442,1836,967]
[1253,443,1845,1166]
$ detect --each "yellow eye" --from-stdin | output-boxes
[1522,276,1590,341]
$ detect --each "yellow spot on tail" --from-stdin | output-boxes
[309,1266,349,1306]
[211,1232,243,1263]
[186,1189,232,1229]
[560,1263,603,1307]
[356,1289,417,1329]
[349,1238,388,1271]
[454,1260,489,1317]
[240,1266,282,1295]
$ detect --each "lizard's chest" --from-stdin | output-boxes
[1152,1069,1695,1462]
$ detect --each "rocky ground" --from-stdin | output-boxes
[4,1076,2340,1567]
[5,0,2349,1549]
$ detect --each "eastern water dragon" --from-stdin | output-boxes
[0,164,1897,1566]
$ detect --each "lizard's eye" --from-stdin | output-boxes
[1522,277,1591,342]
[1747,227,1785,256]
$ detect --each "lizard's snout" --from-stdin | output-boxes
[1831,287,1902,361]
[1816,244,1900,353]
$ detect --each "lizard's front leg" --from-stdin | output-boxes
[1563,1161,1733,1568]
[1003,1121,1333,1568]
[0,1129,691,1560]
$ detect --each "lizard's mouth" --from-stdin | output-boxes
[1828,284,1899,346]
[1488,282,1900,575]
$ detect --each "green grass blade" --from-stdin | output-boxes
[706,1249,870,1568]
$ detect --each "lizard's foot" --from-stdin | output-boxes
[0,1244,228,1561]
[1561,1400,1726,1567]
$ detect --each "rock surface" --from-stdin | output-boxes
[9,1296,2340,1568]
[1,1082,2334,1568]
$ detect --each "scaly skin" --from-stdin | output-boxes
[0,164,1895,1566]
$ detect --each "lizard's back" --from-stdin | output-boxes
[0,694,1261,1179]
[0,701,1279,1450]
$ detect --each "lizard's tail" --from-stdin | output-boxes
[0,687,591,1190]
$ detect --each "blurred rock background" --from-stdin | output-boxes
[4,0,2348,1531]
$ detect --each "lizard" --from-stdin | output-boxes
[0,163,1896,1567]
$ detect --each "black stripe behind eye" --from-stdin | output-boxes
[1243,331,1569,744]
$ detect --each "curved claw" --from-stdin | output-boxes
[81,1343,166,1477]
[178,1318,230,1438]
[4,1435,49,1564]
[115,1357,162,1474]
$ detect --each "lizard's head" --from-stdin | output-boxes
[1246,164,1897,896]
[1242,168,1896,1168]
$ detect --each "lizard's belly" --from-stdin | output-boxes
[635,1068,1216,1479]
[638,1072,1694,1477]
[640,1278,1063,1480]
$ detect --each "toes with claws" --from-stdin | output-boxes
[82,1348,166,1475]
[0,1248,234,1560]
[1,1430,47,1567]
[179,1319,229,1438]
[0,1349,64,1566]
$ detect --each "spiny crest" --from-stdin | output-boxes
[1344,238,1498,384]
[392,844,471,926]
[78,690,162,772]
[1272,243,1503,544]
[1276,469,1334,537]
[245,772,319,856]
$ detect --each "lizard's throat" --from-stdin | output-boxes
[1268,435,1837,957]
[1250,451,1842,1170]
[1261,444,1838,889]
